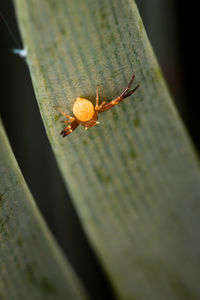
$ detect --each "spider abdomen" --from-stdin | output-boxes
[73,97,94,122]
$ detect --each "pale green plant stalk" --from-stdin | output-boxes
[0,119,88,300]
[13,0,200,299]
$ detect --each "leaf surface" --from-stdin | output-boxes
[13,0,200,298]
[0,120,87,300]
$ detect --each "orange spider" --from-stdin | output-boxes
[54,74,139,137]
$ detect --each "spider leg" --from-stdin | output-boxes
[54,106,75,122]
[119,74,135,98]
[96,100,106,111]
[95,85,100,109]
[121,84,140,99]
[94,86,106,110]
[94,85,107,112]
[60,119,79,137]
[61,120,74,124]
[99,74,139,113]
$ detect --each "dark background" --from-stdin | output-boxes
[0,1,199,299]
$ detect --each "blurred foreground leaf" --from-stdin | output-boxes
[14,0,200,299]
[0,120,87,300]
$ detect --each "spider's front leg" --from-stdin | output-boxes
[99,74,139,113]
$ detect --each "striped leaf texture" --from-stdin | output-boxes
[13,0,200,299]
[0,120,87,300]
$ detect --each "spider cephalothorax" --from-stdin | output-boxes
[54,74,139,137]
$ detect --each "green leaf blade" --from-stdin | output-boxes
[13,0,200,299]
[0,120,88,300]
